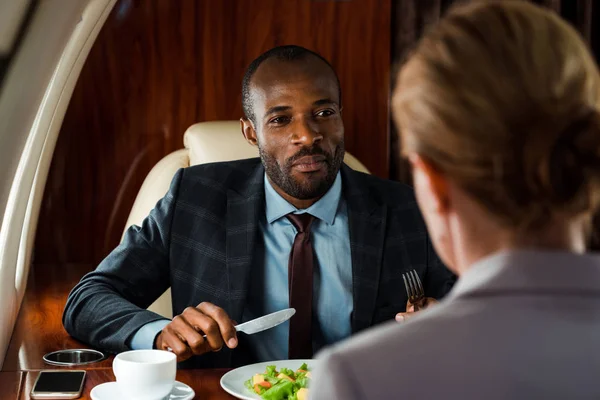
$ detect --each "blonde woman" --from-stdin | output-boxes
[311,1,600,398]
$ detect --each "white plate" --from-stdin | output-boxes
[220,359,316,400]
[90,380,195,400]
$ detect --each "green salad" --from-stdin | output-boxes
[244,363,312,400]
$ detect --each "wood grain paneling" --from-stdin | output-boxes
[20,369,235,400]
[34,0,391,266]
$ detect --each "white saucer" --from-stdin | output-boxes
[90,380,195,400]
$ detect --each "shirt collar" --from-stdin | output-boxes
[264,172,342,225]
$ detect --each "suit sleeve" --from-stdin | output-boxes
[424,233,457,299]
[311,349,364,400]
[62,168,185,353]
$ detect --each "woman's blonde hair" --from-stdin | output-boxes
[393,0,600,229]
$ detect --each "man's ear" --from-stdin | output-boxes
[408,153,450,213]
[240,118,258,147]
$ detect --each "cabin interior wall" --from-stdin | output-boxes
[33,0,392,267]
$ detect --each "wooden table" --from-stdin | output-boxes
[3,263,114,371]
[18,368,235,400]
[0,371,24,400]
[2,263,237,399]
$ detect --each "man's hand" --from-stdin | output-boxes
[395,297,438,322]
[154,302,238,362]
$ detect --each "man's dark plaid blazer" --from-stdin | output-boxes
[63,158,455,368]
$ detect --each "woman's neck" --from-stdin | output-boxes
[451,213,589,275]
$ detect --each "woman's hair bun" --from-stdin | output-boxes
[534,110,600,206]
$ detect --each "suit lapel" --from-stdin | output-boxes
[225,162,265,324]
[342,166,387,333]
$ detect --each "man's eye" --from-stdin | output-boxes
[316,109,335,118]
[269,116,289,124]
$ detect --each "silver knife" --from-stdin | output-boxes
[234,308,296,335]
[166,308,296,349]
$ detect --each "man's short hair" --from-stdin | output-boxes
[242,45,342,124]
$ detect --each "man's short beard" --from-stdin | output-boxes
[259,142,345,200]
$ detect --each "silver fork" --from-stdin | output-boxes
[402,269,425,311]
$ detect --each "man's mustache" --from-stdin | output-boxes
[285,146,331,167]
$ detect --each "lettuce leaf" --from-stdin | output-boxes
[280,368,295,379]
[261,380,294,400]
[265,365,278,377]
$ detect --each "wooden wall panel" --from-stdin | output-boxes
[34,0,391,265]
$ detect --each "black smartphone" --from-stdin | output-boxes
[30,370,86,399]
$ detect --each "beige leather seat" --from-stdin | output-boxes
[123,120,370,318]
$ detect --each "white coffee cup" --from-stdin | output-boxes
[113,349,176,400]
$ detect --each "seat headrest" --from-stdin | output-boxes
[184,121,257,166]
[183,120,370,174]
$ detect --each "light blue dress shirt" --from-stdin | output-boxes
[244,172,353,361]
[130,172,353,360]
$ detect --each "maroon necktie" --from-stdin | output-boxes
[286,213,315,359]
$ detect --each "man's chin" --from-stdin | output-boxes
[286,178,332,200]
[291,172,328,187]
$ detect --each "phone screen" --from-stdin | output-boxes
[32,371,86,393]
